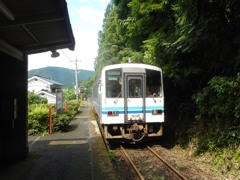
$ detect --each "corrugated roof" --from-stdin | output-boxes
[0,0,75,59]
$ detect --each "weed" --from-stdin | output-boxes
[107,151,115,161]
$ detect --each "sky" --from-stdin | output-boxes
[28,0,110,71]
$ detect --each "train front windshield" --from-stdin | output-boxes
[146,69,162,97]
[106,69,122,98]
[105,68,162,98]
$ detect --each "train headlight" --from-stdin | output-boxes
[107,110,119,116]
[152,109,163,115]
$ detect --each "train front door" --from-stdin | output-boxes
[124,73,146,122]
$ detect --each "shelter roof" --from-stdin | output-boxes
[0,0,75,60]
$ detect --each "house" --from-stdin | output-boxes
[28,75,63,104]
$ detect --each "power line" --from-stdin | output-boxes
[60,50,81,102]
[61,49,72,62]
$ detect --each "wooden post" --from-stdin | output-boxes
[63,101,68,112]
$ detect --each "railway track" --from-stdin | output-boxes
[120,145,188,180]
[91,106,188,179]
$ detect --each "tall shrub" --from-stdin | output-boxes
[194,74,240,153]
[28,104,49,135]
[28,91,47,105]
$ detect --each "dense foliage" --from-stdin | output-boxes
[80,79,94,100]
[94,0,240,173]
[193,74,240,151]
[64,88,76,101]
[28,104,49,135]
[28,92,80,135]
[28,91,48,104]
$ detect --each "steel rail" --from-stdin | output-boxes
[146,146,188,180]
[120,145,144,180]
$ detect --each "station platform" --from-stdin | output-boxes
[0,104,118,180]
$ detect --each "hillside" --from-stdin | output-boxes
[28,66,94,88]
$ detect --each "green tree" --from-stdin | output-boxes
[64,88,76,101]
[28,91,47,105]
[95,0,240,151]
[80,79,95,100]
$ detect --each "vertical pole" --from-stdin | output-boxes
[65,101,68,111]
[49,106,52,134]
[75,59,79,102]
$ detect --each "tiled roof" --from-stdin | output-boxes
[30,75,63,86]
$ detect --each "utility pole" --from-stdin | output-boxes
[74,59,79,102]
[70,59,80,102]
[61,50,81,102]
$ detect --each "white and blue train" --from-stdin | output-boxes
[92,63,164,142]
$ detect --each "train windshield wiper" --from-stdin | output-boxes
[114,92,121,104]
[149,95,156,103]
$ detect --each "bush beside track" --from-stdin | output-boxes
[28,92,80,135]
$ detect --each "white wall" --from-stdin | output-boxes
[28,78,50,92]
[39,94,56,104]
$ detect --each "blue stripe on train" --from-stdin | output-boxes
[102,106,164,111]
[102,109,164,114]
